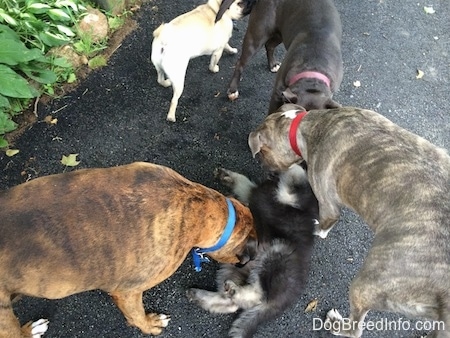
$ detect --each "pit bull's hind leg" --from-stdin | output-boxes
[110,291,170,335]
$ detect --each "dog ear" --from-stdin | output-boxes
[248,131,263,158]
[325,98,341,109]
[282,88,298,104]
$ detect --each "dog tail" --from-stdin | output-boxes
[228,303,283,338]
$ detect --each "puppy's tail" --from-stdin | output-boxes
[228,303,281,338]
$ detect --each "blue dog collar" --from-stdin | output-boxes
[192,198,236,272]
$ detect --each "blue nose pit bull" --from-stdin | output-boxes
[226,0,343,113]
[249,104,450,337]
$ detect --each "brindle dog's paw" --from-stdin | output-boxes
[21,318,49,338]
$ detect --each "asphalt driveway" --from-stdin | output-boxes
[1,0,449,337]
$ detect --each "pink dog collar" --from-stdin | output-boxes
[289,111,308,157]
[288,71,331,88]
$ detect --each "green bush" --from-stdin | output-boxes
[0,0,86,147]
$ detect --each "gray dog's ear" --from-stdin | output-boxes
[248,131,263,158]
[282,88,298,104]
[215,0,235,22]
[325,98,341,109]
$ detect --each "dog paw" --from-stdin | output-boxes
[214,168,236,187]
[22,318,49,338]
[223,280,237,297]
[228,47,238,54]
[270,62,281,72]
[325,309,344,335]
[209,65,220,73]
[158,314,171,328]
[228,91,239,101]
[158,79,172,87]
[166,114,176,122]
[314,225,331,239]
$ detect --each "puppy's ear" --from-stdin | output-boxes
[282,88,298,104]
[248,131,263,158]
[325,98,341,109]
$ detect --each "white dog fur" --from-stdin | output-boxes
[151,0,245,122]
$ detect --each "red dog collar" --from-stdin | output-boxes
[289,111,308,157]
[288,71,331,88]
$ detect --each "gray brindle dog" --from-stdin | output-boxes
[225,0,343,112]
[248,103,450,337]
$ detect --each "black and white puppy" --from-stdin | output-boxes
[187,164,319,338]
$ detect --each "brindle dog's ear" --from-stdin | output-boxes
[282,88,298,104]
[215,0,235,23]
[325,98,341,109]
[235,238,258,267]
[248,131,262,158]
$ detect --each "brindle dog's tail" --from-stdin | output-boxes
[215,0,258,23]
[228,303,282,338]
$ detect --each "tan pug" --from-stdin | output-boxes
[0,162,255,337]
[248,104,450,337]
[151,0,247,122]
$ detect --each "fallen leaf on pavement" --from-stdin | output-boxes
[61,154,80,167]
[6,149,19,157]
[305,298,318,313]
[423,6,435,14]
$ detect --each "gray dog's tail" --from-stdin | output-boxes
[215,0,258,23]
[228,303,280,338]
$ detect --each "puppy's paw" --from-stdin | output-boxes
[223,280,238,297]
[270,62,281,73]
[21,318,49,338]
[214,168,236,187]
[227,47,238,54]
[228,90,239,101]
[325,309,344,335]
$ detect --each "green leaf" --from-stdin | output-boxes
[52,56,72,68]
[56,24,75,37]
[61,153,80,166]
[0,137,8,148]
[0,12,18,26]
[39,30,70,47]
[0,40,43,65]
[67,72,76,83]
[48,8,71,21]
[0,111,18,134]
[20,65,57,84]
[55,0,80,12]
[27,3,52,14]
[0,94,10,109]
[0,24,20,41]
[0,64,40,98]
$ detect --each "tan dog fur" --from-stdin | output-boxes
[249,104,450,337]
[151,0,245,122]
[0,162,255,337]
